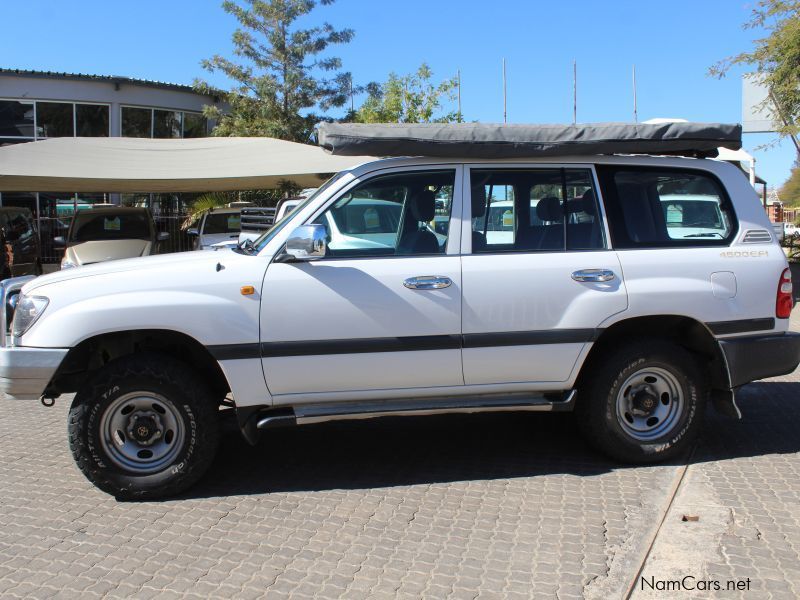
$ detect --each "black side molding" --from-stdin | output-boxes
[707,317,775,336]
[719,332,800,388]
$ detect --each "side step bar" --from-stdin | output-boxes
[255,390,576,430]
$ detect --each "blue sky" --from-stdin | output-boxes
[2,0,797,186]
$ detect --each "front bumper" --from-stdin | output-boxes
[0,347,68,399]
[719,332,800,388]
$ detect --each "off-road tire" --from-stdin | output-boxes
[68,353,219,500]
[576,340,707,463]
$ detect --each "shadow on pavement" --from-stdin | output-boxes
[182,381,800,500]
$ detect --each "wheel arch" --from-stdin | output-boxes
[46,329,231,400]
[580,315,729,390]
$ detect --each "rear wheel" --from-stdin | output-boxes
[68,353,219,500]
[576,340,706,463]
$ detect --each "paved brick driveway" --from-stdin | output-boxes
[1,320,799,598]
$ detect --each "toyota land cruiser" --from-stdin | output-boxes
[1,123,799,499]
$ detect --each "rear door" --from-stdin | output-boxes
[461,165,628,385]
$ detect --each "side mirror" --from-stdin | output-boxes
[157,231,170,242]
[284,224,327,260]
[53,236,66,249]
[186,228,199,237]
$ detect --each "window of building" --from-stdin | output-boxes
[597,167,736,248]
[470,169,604,253]
[76,104,109,137]
[121,107,152,137]
[183,112,207,138]
[311,170,455,258]
[36,102,74,137]
[154,110,182,138]
[0,100,35,137]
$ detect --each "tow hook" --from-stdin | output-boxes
[40,395,56,407]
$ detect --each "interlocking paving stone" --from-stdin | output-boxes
[0,312,798,597]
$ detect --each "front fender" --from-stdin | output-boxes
[21,290,260,349]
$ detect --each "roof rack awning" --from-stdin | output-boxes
[0,137,375,193]
[318,122,742,159]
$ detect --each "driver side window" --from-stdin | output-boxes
[312,170,455,258]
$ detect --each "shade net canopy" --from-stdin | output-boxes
[0,137,375,192]
[318,122,742,159]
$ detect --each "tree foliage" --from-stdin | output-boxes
[353,64,461,124]
[780,158,800,206]
[710,1,800,139]
[196,0,354,142]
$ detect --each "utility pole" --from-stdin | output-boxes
[572,60,577,125]
[457,69,462,122]
[349,75,354,114]
[632,65,638,123]
[502,58,507,124]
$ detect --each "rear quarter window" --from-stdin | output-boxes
[596,166,737,248]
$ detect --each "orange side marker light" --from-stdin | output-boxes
[241,285,255,296]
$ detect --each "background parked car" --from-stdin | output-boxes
[0,207,42,279]
[55,207,168,269]
[187,207,242,250]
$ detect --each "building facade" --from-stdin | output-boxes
[0,69,224,261]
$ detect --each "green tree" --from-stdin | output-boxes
[781,158,800,206]
[196,0,355,142]
[710,1,800,140]
[354,64,461,124]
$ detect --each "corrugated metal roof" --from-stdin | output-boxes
[0,68,220,97]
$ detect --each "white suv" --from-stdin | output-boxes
[1,153,798,499]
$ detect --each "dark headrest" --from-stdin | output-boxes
[536,197,562,222]
[471,185,486,218]
[409,189,436,222]
[567,189,596,216]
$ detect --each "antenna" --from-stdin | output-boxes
[573,60,577,125]
[502,58,507,124]
[457,69,462,122]
[632,65,638,123]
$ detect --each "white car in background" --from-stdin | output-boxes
[188,207,242,250]
[660,194,731,240]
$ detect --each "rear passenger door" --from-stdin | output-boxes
[460,166,628,385]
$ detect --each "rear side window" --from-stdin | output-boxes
[470,168,604,253]
[597,167,736,248]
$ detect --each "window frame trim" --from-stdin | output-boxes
[595,164,740,250]
[462,163,612,255]
[295,163,464,261]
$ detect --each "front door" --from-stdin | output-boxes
[461,166,628,385]
[260,166,464,401]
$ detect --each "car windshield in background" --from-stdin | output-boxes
[70,212,152,242]
[660,195,728,238]
[204,212,241,234]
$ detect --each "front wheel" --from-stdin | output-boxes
[68,353,219,500]
[576,340,707,463]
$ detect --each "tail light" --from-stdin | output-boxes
[776,268,793,318]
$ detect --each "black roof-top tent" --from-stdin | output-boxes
[317,121,742,159]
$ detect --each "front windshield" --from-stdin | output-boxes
[204,212,241,234]
[251,171,349,253]
[70,211,152,242]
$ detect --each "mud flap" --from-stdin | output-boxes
[711,388,741,419]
